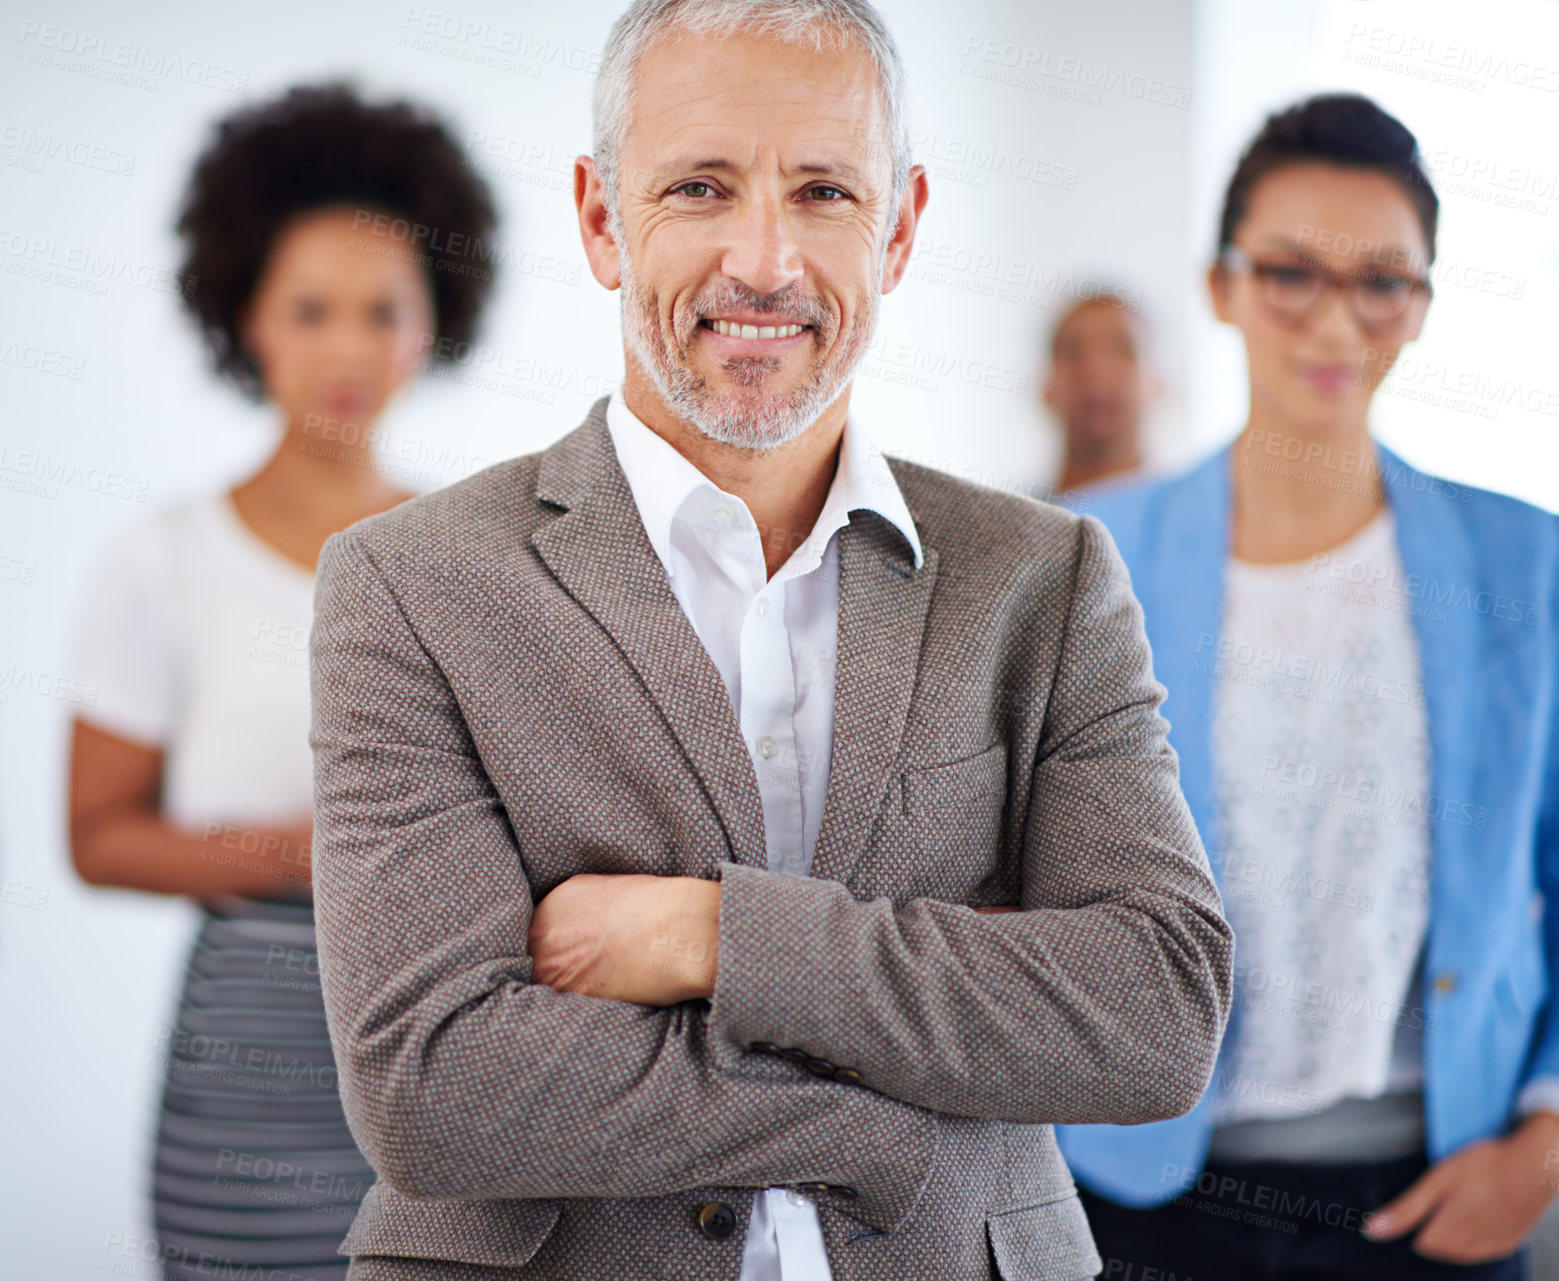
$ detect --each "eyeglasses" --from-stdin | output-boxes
[1219,246,1433,332]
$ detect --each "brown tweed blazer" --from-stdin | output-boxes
[307,395,1234,1281]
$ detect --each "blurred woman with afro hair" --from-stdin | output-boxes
[66,81,499,1280]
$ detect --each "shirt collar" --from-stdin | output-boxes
[604,387,923,581]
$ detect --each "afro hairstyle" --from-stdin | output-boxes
[174,80,500,400]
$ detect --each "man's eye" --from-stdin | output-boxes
[674,181,715,198]
[806,184,849,201]
[1266,266,1316,287]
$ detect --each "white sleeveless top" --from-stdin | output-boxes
[70,489,318,837]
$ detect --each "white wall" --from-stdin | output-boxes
[0,1,1195,1274]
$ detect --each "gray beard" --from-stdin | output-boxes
[617,245,882,453]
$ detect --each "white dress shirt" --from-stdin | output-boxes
[603,387,923,1281]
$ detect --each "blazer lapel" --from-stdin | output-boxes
[528,399,768,873]
[808,482,939,886]
[1377,441,1479,952]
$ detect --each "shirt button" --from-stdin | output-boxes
[756,735,777,759]
[711,505,733,524]
[1434,970,1457,994]
[755,596,770,618]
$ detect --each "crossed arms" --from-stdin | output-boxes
[306,517,1233,1228]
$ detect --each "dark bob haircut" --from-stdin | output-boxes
[1217,92,1439,265]
[175,81,499,400]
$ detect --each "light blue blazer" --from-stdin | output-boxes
[1055,439,1559,1207]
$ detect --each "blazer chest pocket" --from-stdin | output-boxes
[339,1179,561,1266]
[880,741,1009,900]
[903,741,1007,817]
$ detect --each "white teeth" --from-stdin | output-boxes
[708,320,804,339]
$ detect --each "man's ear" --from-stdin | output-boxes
[1142,360,1168,404]
[880,164,929,295]
[575,155,622,290]
[1041,370,1059,413]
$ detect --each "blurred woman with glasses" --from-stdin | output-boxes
[66,83,497,1281]
[1057,93,1558,1279]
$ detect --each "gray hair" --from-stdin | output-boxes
[591,0,913,224]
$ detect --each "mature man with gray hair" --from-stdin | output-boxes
[307,1,1234,1278]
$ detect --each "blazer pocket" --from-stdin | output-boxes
[985,1192,1102,1280]
[902,741,1008,877]
[857,742,1010,902]
[902,741,1008,818]
[339,1179,562,1267]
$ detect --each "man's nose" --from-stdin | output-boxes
[719,195,805,296]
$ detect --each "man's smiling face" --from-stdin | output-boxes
[608,27,903,450]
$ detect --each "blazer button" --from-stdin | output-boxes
[804,1056,837,1079]
[697,1200,737,1240]
[834,1067,862,1086]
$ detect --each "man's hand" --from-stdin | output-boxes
[1363,1111,1559,1263]
[528,873,721,1005]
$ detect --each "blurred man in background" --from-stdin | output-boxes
[1043,287,1160,493]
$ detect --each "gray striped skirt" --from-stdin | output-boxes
[151,894,374,1281]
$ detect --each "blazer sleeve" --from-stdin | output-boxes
[706,513,1235,1125]
[306,528,938,1227]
